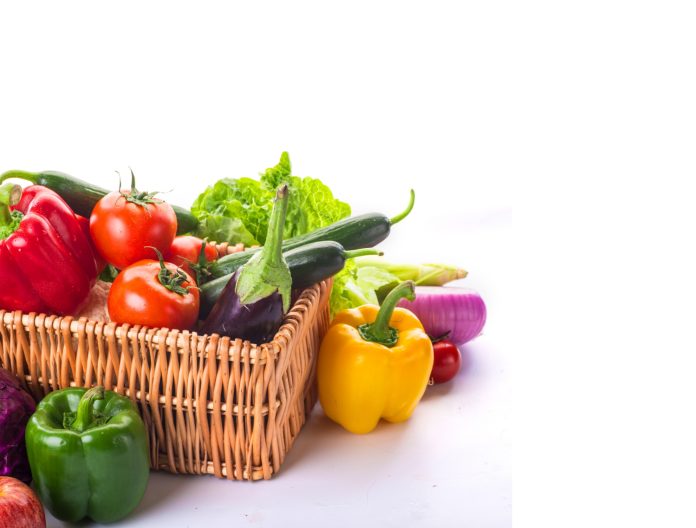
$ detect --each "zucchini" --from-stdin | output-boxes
[201,242,381,317]
[210,189,415,278]
[0,169,199,234]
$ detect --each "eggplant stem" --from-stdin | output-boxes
[262,184,289,266]
[234,184,292,312]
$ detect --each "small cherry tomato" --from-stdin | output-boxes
[90,171,177,270]
[166,235,218,283]
[431,338,462,384]
[108,252,199,330]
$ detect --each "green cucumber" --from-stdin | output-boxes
[210,189,415,279]
[201,242,381,318]
[0,169,198,234]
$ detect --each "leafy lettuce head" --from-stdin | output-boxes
[191,152,350,246]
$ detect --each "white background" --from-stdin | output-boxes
[0,3,511,526]
[2,1,696,527]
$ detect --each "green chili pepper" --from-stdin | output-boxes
[25,386,150,523]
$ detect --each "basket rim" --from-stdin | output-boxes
[0,279,330,365]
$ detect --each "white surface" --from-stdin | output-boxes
[0,2,512,526]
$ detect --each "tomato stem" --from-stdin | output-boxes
[429,331,452,344]
[120,169,161,207]
[147,246,191,296]
[189,239,214,285]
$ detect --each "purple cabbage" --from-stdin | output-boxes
[0,367,36,483]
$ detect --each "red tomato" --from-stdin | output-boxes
[90,183,177,270]
[167,236,218,280]
[108,258,200,330]
[431,339,462,384]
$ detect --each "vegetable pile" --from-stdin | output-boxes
[0,152,420,339]
[0,151,489,522]
[0,151,488,371]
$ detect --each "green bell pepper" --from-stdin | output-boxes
[25,386,150,523]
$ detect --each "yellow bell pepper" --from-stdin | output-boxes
[318,281,434,434]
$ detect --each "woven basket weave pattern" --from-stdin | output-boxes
[0,243,331,480]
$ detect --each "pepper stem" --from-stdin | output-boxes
[0,183,23,236]
[358,281,416,347]
[344,248,384,259]
[389,189,415,225]
[71,386,105,433]
[0,183,21,217]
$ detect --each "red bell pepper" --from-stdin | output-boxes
[0,183,99,315]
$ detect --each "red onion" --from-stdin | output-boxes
[398,286,486,345]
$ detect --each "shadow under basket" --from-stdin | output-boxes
[0,243,332,481]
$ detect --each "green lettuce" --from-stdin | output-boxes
[192,152,350,246]
[259,152,351,241]
[191,178,272,246]
[329,260,400,316]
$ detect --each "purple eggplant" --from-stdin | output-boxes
[201,184,292,343]
[202,269,284,343]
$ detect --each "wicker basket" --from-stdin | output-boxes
[0,244,331,480]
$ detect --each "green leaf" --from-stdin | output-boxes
[356,266,400,292]
[283,176,352,240]
[259,151,292,189]
[329,261,400,317]
[191,152,351,247]
[191,178,272,245]
[0,210,24,240]
[193,212,259,247]
[260,153,351,240]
